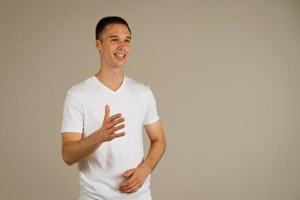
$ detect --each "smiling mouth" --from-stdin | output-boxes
[114,53,126,60]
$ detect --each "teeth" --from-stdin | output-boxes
[115,53,125,58]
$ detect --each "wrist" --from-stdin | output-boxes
[140,161,152,175]
[92,130,104,145]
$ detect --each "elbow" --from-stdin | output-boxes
[152,136,167,153]
[62,148,75,166]
[62,153,72,166]
[162,137,167,153]
[63,157,74,166]
[160,134,167,154]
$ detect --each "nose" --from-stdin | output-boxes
[117,41,126,49]
[119,40,125,46]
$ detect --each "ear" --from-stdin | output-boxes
[96,40,102,51]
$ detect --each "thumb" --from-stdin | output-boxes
[104,104,110,120]
[123,169,134,177]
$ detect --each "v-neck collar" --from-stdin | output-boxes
[92,75,126,94]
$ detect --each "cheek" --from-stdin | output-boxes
[110,44,118,52]
[104,45,115,55]
[126,45,131,53]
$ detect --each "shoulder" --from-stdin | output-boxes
[125,76,151,93]
[66,76,94,99]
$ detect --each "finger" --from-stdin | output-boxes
[104,105,110,121]
[109,124,125,133]
[122,182,141,193]
[112,132,126,139]
[122,186,139,193]
[108,113,122,123]
[120,175,136,188]
[107,117,125,129]
[109,132,126,140]
[120,177,139,190]
[123,169,134,178]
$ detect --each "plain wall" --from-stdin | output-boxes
[0,0,300,199]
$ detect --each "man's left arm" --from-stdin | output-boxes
[119,120,166,193]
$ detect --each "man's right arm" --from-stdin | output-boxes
[61,105,125,166]
[61,131,102,166]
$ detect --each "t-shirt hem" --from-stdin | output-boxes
[60,129,83,134]
[143,116,160,125]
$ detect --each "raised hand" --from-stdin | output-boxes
[97,104,126,142]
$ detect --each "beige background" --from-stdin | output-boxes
[1,0,300,199]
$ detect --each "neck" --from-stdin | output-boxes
[95,65,125,91]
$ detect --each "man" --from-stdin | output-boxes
[60,16,166,200]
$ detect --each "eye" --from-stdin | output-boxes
[125,39,131,43]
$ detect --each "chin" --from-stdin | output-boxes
[112,64,125,68]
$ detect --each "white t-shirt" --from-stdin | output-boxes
[61,75,159,200]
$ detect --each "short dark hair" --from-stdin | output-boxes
[95,16,131,40]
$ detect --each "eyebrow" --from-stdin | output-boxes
[109,35,132,39]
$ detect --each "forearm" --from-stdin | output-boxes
[141,138,166,172]
[62,131,103,165]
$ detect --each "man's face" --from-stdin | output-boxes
[96,24,131,69]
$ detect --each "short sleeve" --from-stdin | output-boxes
[60,90,84,133]
[143,86,160,125]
